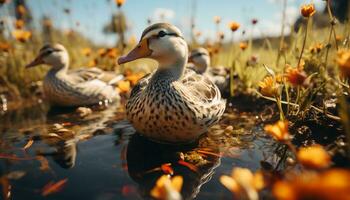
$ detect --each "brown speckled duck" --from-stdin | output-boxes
[118,23,226,143]
[26,44,121,107]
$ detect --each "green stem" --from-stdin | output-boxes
[297,18,309,68]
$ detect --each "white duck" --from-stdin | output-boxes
[118,23,226,143]
[26,44,121,107]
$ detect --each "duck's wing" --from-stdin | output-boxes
[68,67,124,85]
[74,79,119,101]
[179,68,223,105]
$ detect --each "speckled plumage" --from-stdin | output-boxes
[126,68,226,143]
[28,44,120,107]
[119,23,226,143]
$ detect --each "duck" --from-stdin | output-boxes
[117,23,226,143]
[188,47,229,93]
[26,44,121,107]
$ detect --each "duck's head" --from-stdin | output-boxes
[26,44,69,69]
[188,48,210,74]
[118,23,188,68]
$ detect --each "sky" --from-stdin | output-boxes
[1,0,326,46]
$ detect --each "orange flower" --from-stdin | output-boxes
[273,169,350,200]
[106,48,119,59]
[337,49,350,79]
[87,58,98,67]
[126,72,145,86]
[98,48,107,57]
[258,76,280,97]
[309,43,323,54]
[81,48,92,57]
[117,80,130,93]
[336,35,342,42]
[228,21,240,32]
[150,175,183,200]
[239,42,248,50]
[195,31,202,37]
[264,120,290,142]
[300,4,316,18]
[115,0,125,8]
[220,167,264,200]
[297,144,331,169]
[15,19,24,29]
[12,29,31,42]
[0,42,11,52]
[16,5,26,16]
[285,67,307,87]
[213,16,221,24]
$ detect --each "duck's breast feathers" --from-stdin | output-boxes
[129,73,152,99]
[178,68,224,105]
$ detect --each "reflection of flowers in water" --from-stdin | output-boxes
[126,134,221,200]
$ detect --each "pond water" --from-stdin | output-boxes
[0,99,278,200]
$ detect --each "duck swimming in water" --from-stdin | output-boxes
[118,23,226,143]
[26,44,121,107]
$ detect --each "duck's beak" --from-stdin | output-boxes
[118,38,152,65]
[26,55,44,68]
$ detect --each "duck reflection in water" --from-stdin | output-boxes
[126,134,221,199]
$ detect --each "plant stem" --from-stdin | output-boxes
[297,18,309,67]
[276,95,285,120]
[276,0,287,68]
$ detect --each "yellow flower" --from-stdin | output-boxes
[228,21,240,32]
[12,29,31,42]
[115,0,125,8]
[87,58,98,67]
[239,42,248,51]
[213,16,221,24]
[81,47,92,57]
[297,144,331,169]
[97,48,107,57]
[337,49,350,79]
[220,167,264,200]
[150,175,183,200]
[285,67,307,87]
[264,120,290,142]
[258,76,280,97]
[300,4,316,18]
[273,169,350,200]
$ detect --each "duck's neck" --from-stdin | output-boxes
[49,62,69,76]
[154,56,187,82]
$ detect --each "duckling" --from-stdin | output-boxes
[188,47,229,93]
[26,44,120,107]
[118,23,226,143]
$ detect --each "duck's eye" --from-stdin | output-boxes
[158,30,167,38]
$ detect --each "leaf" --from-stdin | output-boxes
[263,64,275,77]
[36,156,50,171]
[161,163,174,175]
[121,185,137,196]
[41,178,68,196]
[23,139,34,150]
[0,177,11,200]
[178,160,198,173]
[6,171,26,180]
